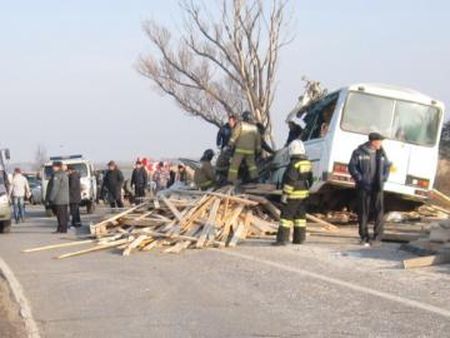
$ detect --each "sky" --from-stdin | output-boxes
[0,0,449,163]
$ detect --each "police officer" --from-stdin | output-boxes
[348,132,390,246]
[194,149,216,190]
[227,111,261,184]
[274,140,313,245]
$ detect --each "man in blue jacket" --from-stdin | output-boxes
[348,133,391,246]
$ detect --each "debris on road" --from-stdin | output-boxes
[402,219,450,269]
[24,188,285,258]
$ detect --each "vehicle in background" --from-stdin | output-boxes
[41,155,97,216]
[23,173,42,205]
[271,83,445,211]
[0,148,12,233]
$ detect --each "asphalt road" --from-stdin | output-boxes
[0,206,449,338]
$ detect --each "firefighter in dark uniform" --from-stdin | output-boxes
[227,111,261,184]
[194,149,216,190]
[348,132,390,246]
[274,140,313,245]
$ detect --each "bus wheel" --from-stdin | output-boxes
[0,220,12,234]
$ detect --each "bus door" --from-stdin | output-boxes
[301,94,339,182]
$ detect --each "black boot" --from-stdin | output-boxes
[293,227,306,244]
[273,226,290,246]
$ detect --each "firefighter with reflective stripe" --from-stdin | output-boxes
[227,111,261,184]
[194,149,216,190]
[274,140,313,245]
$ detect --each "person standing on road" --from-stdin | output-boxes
[102,161,124,209]
[216,114,237,150]
[48,161,70,233]
[131,160,148,204]
[194,149,216,190]
[227,111,261,184]
[68,166,82,228]
[274,140,313,245]
[9,168,30,224]
[349,132,391,247]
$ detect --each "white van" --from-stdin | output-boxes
[42,155,97,215]
[271,83,445,210]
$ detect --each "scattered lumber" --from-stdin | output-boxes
[403,253,450,269]
[25,189,281,259]
[400,219,450,268]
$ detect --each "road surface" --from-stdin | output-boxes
[0,206,449,337]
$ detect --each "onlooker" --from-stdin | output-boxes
[177,165,187,183]
[216,115,237,150]
[153,162,169,191]
[48,161,70,233]
[131,160,148,204]
[349,132,391,246]
[101,161,124,208]
[9,168,30,224]
[68,165,82,228]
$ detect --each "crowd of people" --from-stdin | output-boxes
[2,110,390,246]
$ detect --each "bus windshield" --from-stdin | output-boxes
[341,92,441,146]
[44,163,89,179]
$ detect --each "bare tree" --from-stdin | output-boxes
[33,145,48,172]
[138,0,292,146]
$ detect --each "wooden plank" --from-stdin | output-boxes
[161,197,184,221]
[403,253,450,269]
[306,213,339,232]
[173,189,259,206]
[220,205,245,246]
[92,202,149,232]
[246,195,281,221]
[122,235,148,256]
[56,239,130,259]
[196,198,221,248]
[22,239,96,253]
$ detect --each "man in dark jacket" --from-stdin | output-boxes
[48,161,70,233]
[131,161,148,204]
[101,161,124,209]
[68,165,82,228]
[216,115,237,150]
[348,132,391,246]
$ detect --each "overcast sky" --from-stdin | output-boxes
[1,0,449,163]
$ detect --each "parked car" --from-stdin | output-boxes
[24,173,43,205]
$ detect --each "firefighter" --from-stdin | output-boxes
[274,140,313,245]
[227,111,261,184]
[194,149,216,190]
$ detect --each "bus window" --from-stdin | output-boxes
[342,92,441,147]
[341,92,394,136]
[393,101,441,146]
[302,96,338,141]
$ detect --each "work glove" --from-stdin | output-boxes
[281,194,288,205]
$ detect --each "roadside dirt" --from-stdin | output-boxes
[0,274,27,338]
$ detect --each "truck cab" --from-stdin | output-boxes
[41,155,97,215]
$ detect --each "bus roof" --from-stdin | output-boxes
[344,83,444,109]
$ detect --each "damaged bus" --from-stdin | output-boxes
[271,83,445,211]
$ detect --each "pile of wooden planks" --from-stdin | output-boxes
[24,189,282,259]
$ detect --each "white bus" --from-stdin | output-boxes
[271,83,445,210]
